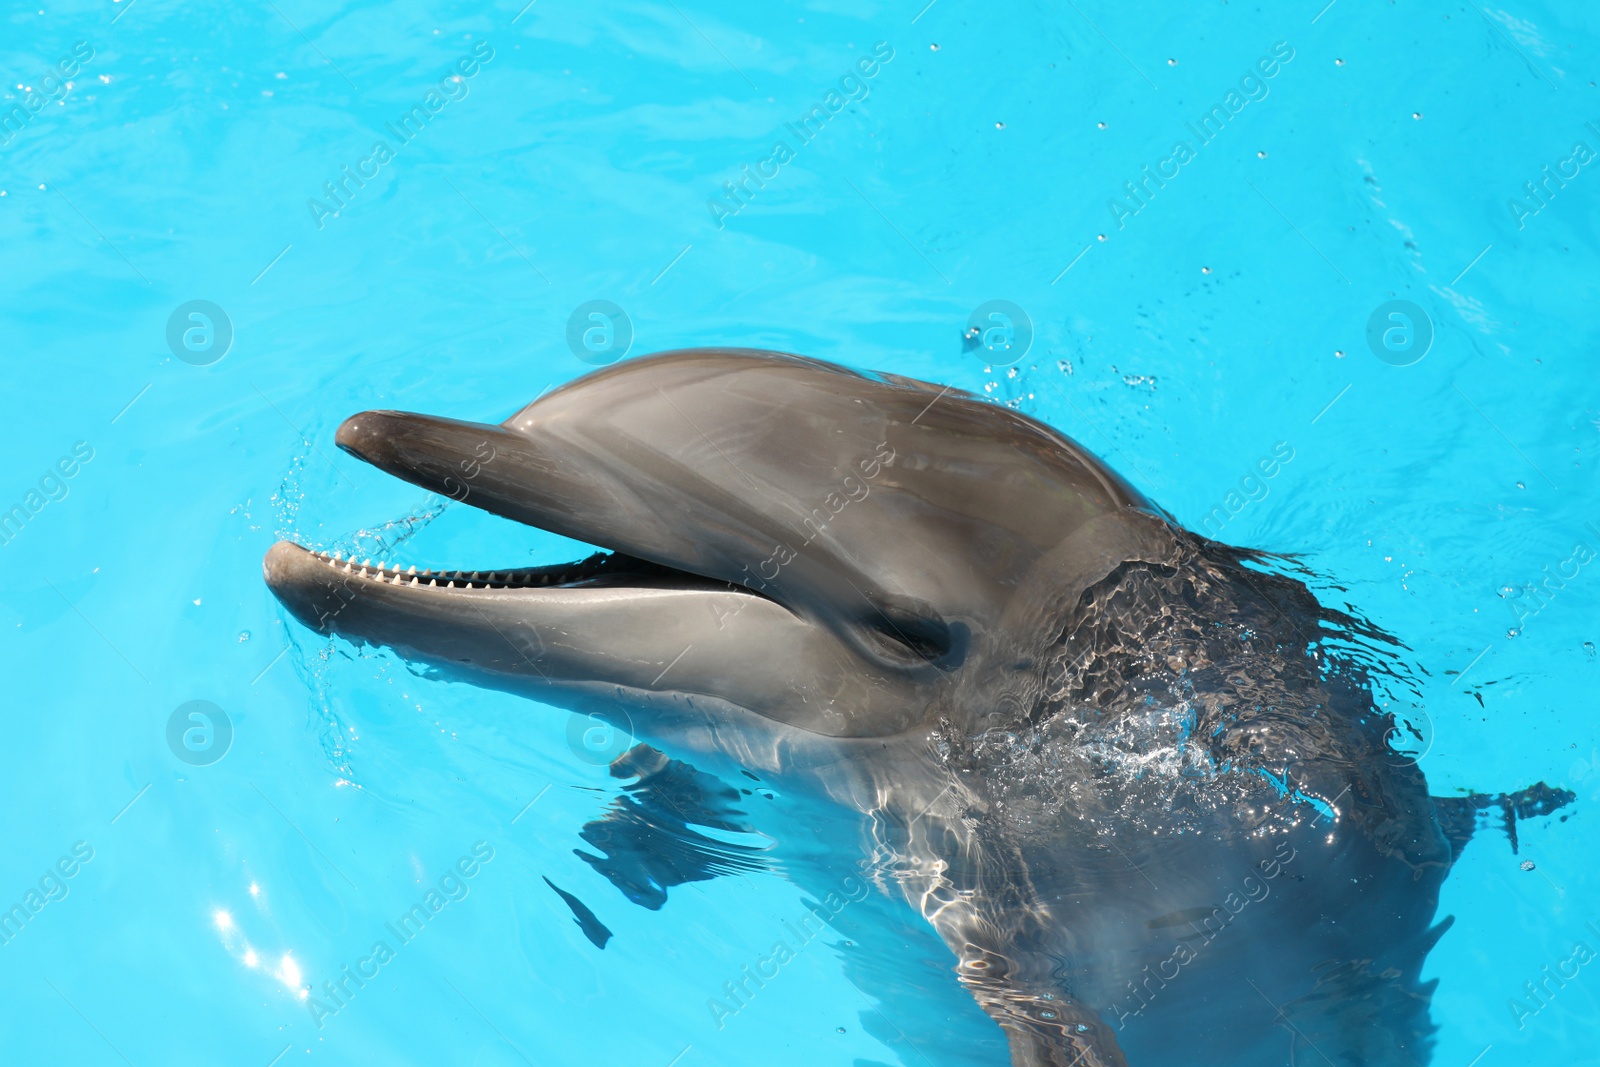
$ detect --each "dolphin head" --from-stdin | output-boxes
[263,349,1176,740]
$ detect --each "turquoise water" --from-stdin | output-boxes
[2,0,1598,1063]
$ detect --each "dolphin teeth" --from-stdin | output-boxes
[409,576,419,587]
[429,579,437,587]
[378,560,388,571]
[407,565,417,575]
[332,551,342,561]
[363,558,372,568]
[448,581,457,589]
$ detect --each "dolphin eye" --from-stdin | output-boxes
[862,599,957,666]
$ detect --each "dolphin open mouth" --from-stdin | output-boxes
[261,349,1156,736]
[261,501,781,672]
[266,545,739,595]
[263,388,781,622]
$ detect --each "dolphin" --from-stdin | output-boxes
[263,349,1568,1066]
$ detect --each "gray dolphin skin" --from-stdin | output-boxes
[262,349,1560,1066]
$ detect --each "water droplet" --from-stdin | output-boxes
[995,121,1006,129]
[1335,58,1345,66]
[1167,58,1177,66]
[1201,266,1211,274]
[929,43,940,51]
[1520,859,1536,871]
[1515,481,1526,489]
[1584,641,1595,656]
[1412,111,1423,120]
[1334,350,1345,358]
[1257,150,1267,158]
[836,1026,847,1034]
[238,631,251,642]
[1097,234,1107,242]
[1097,121,1107,129]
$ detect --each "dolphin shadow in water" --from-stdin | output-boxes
[263,349,1572,1066]
[573,743,772,910]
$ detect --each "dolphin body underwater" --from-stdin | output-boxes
[264,349,1569,1066]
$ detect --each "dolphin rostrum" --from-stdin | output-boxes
[264,349,1569,1066]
